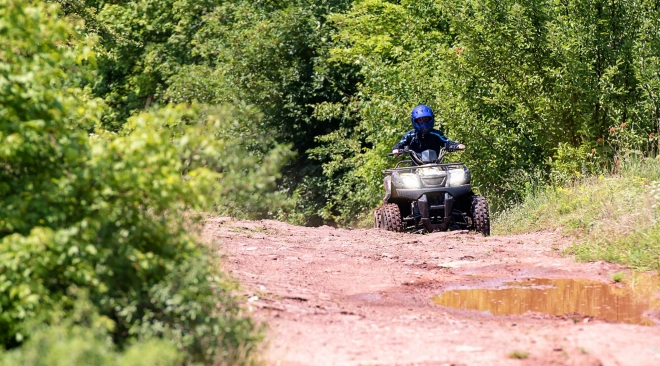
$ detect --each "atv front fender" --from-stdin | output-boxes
[383,175,392,205]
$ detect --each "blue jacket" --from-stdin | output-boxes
[393,129,459,153]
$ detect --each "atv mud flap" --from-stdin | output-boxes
[418,193,454,232]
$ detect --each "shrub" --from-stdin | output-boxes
[0,1,264,363]
[0,293,182,366]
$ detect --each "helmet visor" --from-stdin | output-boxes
[414,116,433,124]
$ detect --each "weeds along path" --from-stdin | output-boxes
[204,218,660,366]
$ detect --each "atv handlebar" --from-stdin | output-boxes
[389,145,465,165]
[389,145,465,156]
[388,147,411,157]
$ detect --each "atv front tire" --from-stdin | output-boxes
[374,203,403,232]
[471,195,490,236]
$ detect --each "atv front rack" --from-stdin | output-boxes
[383,161,464,174]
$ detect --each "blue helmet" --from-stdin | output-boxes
[410,104,434,135]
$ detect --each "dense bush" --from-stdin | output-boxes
[0,293,181,366]
[0,1,265,364]
[55,0,358,225]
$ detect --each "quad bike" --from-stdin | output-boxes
[374,147,490,235]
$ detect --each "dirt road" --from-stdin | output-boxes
[204,218,660,366]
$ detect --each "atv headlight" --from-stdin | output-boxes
[400,173,422,189]
[448,167,470,186]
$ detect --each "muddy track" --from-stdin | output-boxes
[204,218,660,366]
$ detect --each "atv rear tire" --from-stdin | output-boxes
[374,204,403,232]
[471,195,490,236]
[373,206,384,228]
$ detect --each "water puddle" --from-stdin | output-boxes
[433,278,660,325]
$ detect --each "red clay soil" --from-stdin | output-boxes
[203,218,660,366]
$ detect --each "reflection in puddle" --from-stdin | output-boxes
[433,278,660,325]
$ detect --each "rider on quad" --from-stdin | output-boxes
[375,104,490,235]
[392,105,464,156]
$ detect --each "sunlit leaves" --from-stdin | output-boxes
[316,0,660,222]
[0,2,262,363]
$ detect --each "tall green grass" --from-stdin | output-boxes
[494,157,660,270]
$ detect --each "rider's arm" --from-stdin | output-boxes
[393,131,414,151]
[429,130,463,151]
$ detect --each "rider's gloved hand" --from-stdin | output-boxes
[391,149,401,157]
[446,143,465,152]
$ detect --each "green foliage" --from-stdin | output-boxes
[495,157,660,271]
[119,103,293,217]
[47,0,660,233]
[0,1,264,364]
[176,0,360,224]
[55,0,356,224]
[611,272,625,283]
[548,143,602,184]
[313,0,660,223]
[54,0,222,128]
[0,294,181,366]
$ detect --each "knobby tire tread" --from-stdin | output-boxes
[373,206,384,229]
[471,195,490,236]
[382,203,403,232]
[374,204,403,232]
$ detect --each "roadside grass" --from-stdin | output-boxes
[494,157,660,271]
[612,272,626,283]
